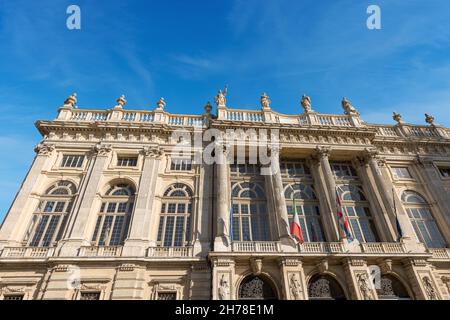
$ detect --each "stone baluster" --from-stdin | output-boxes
[0,143,55,248]
[123,147,163,256]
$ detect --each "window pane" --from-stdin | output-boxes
[163,216,175,246]
[157,216,164,242]
[29,216,50,247]
[174,217,185,246]
[41,216,60,247]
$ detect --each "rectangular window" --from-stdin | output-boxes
[170,158,192,171]
[80,292,101,300]
[331,162,358,178]
[391,167,412,179]
[438,167,450,178]
[117,157,138,167]
[61,155,85,168]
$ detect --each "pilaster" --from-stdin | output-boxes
[278,258,307,300]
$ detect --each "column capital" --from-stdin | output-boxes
[314,145,331,159]
[93,144,112,157]
[141,146,164,158]
[34,143,55,156]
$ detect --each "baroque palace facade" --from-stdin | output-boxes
[0,90,450,301]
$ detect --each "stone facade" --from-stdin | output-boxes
[0,93,449,300]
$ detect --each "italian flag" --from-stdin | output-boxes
[290,195,304,243]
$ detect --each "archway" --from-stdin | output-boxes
[308,274,347,300]
[377,275,411,300]
[238,275,278,300]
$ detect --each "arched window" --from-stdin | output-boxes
[231,182,269,241]
[337,185,379,243]
[26,181,77,247]
[402,191,446,248]
[91,183,135,246]
[157,184,193,247]
[308,274,346,300]
[377,275,411,300]
[284,184,324,242]
[238,275,277,300]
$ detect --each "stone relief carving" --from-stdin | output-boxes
[250,258,263,276]
[422,276,438,300]
[218,274,230,300]
[356,273,374,300]
[289,273,302,300]
[441,276,450,294]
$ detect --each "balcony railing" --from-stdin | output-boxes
[0,247,55,258]
[360,242,406,254]
[78,246,123,257]
[300,242,346,254]
[429,248,450,260]
[232,241,282,253]
[147,246,193,257]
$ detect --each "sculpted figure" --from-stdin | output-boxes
[215,85,228,107]
[218,274,230,300]
[357,273,374,300]
[301,94,312,113]
[260,92,271,109]
[341,97,358,115]
[393,112,403,124]
[422,276,438,300]
[289,274,301,299]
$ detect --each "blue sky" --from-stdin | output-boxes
[1,0,450,222]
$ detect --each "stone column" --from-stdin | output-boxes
[373,155,421,246]
[343,258,377,300]
[312,146,340,241]
[279,258,307,300]
[415,157,450,236]
[308,155,339,242]
[0,143,55,247]
[263,147,293,246]
[402,258,443,300]
[123,147,163,256]
[214,144,231,251]
[354,153,396,242]
[59,144,111,256]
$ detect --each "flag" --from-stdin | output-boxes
[393,188,404,241]
[336,189,353,242]
[290,195,304,243]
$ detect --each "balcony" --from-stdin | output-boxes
[300,242,345,254]
[360,242,406,254]
[147,246,193,258]
[429,248,450,260]
[232,241,282,253]
[78,246,123,257]
[0,246,55,258]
